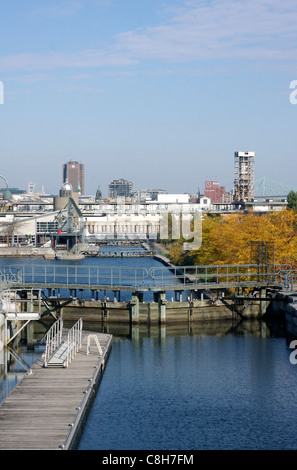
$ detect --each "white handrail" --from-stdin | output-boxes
[65,318,83,367]
[44,317,83,368]
[87,334,103,356]
[44,317,64,367]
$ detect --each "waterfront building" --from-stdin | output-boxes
[83,200,202,243]
[0,186,288,248]
[63,161,85,195]
[0,212,59,247]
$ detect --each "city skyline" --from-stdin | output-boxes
[0,1,297,196]
[0,152,295,201]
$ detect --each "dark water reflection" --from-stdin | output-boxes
[0,344,45,404]
[78,319,297,450]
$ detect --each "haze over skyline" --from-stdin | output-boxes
[1,0,297,197]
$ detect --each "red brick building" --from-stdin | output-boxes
[204,181,227,203]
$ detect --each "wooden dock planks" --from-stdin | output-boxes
[0,331,112,450]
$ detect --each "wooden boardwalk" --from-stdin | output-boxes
[0,331,112,450]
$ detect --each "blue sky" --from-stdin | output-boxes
[1,0,297,196]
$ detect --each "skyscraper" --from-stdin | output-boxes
[233,151,255,202]
[62,160,85,195]
[108,179,133,199]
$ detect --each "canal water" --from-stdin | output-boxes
[0,251,182,302]
[1,254,297,449]
[77,321,297,450]
[0,345,45,404]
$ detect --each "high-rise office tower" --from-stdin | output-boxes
[233,151,255,202]
[62,160,84,195]
[108,179,133,199]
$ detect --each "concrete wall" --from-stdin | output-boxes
[59,296,265,325]
[0,246,55,258]
[284,294,297,337]
[270,292,297,338]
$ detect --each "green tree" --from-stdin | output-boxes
[287,191,297,212]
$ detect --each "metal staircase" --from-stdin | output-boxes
[43,317,83,368]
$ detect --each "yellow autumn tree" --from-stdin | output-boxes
[169,240,184,265]
[174,210,297,268]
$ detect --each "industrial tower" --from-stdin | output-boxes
[233,151,255,202]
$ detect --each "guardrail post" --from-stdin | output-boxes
[260,288,267,315]
[158,291,166,324]
[130,292,140,324]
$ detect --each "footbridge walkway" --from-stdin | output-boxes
[1,262,296,327]
[0,263,294,294]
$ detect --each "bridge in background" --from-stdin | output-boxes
[255,177,297,199]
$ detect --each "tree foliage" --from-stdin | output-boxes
[170,210,297,268]
[287,191,297,212]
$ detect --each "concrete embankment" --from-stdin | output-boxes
[153,253,175,267]
[0,241,166,261]
[0,247,87,260]
[147,241,173,267]
[271,291,297,337]
[56,296,264,325]
[0,247,56,259]
[0,242,165,261]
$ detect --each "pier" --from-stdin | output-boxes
[0,324,112,450]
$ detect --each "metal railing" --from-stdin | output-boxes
[44,317,64,367]
[1,263,294,290]
[95,250,153,257]
[277,269,297,290]
[0,267,23,285]
[65,318,83,368]
[150,263,287,287]
[44,317,83,368]
[7,264,150,289]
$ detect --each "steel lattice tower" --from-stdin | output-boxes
[233,151,255,202]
